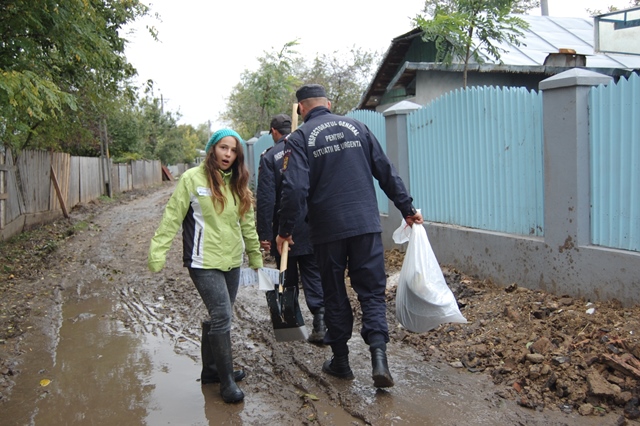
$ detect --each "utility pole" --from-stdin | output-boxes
[99,117,112,198]
[541,0,549,16]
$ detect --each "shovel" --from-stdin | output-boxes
[265,240,309,342]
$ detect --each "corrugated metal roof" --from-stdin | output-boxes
[358,14,640,110]
[490,15,640,69]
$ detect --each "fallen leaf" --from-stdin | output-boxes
[40,379,51,387]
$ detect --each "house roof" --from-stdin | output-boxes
[358,14,640,110]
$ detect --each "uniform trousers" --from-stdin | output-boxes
[313,232,388,355]
[275,253,324,314]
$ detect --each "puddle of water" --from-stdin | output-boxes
[3,286,370,426]
[3,291,215,426]
[3,279,618,426]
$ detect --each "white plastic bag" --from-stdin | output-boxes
[393,220,467,333]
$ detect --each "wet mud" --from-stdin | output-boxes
[0,183,626,425]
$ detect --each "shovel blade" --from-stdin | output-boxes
[274,325,309,342]
[266,240,308,341]
[265,286,308,342]
[281,286,305,327]
[266,289,285,327]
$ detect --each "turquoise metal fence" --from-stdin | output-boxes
[589,73,640,252]
[346,110,388,214]
[250,133,274,188]
[407,86,544,236]
[252,133,273,167]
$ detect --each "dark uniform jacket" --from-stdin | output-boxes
[278,106,415,245]
[256,135,313,256]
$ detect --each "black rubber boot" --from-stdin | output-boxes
[322,354,354,379]
[307,308,326,344]
[200,321,245,384]
[371,347,394,388]
[209,332,244,403]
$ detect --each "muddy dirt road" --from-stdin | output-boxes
[0,183,631,425]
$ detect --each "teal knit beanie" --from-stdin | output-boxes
[205,129,243,154]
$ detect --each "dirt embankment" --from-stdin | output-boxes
[384,257,640,421]
[1,183,639,424]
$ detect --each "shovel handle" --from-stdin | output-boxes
[280,240,289,273]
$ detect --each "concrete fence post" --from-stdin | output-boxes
[367,70,639,304]
[245,137,258,192]
[381,100,422,248]
[539,69,612,249]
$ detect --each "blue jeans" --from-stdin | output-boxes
[188,267,240,334]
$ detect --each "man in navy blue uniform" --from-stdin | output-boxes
[256,114,326,344]
[276,84,423,388]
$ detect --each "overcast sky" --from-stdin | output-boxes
[123,0,634,129]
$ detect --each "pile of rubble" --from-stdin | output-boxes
[383,252,640,421]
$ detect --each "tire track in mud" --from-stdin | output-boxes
[22,183,616,425]
[85,184,380,423]
[231,279,382,425]
[49,185,204,355]
[117,284,200,347]
[80,185,330,423]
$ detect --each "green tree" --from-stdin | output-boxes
[0,0,151,153]
[98,78,183,163]
[222,43,380,134]
[155,124,199,165]
[414,0,530,87]
[222,41,302,139]
[107,99,146,162]
[511,0,540,13]
[25,76,140,157]
[194,122,212,150]
[132,81,178,160]
[298,46,380,115]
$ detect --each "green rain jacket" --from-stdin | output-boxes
[148,164,263,272]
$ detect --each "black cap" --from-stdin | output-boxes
[295,84,327,102]
[269,114,292,134]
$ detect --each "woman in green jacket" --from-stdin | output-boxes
[148,128,262,404]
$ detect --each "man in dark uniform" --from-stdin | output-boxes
[276,84,423,388]
[256,114,326,344]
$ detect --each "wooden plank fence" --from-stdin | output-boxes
[51,152,70,213]
[0,149,162,241]
[78,156,103,203]
[0,148,24,231]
